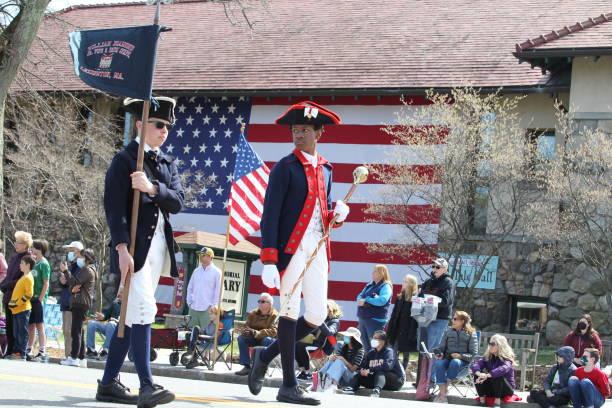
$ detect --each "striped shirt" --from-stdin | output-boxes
[8,273,33,315]
[336,343,365,367]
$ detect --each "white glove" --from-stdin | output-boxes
[261,264,281,289]
[333,199,349,223]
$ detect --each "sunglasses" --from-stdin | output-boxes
[148,120,173,130]
[432,265,443,269]
[257,300,269,304]
[488,342,497,346]
[452,317,461,321]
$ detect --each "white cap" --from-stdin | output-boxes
[62,241,84,250]
[433,258,449,269]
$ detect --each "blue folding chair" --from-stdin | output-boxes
[43,303,63,349]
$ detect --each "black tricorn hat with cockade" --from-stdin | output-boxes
[275,100,341,126]
[123,96,177,124]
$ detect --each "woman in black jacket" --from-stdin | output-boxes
[432,310,478,403]
[386,274,418,373]
[60,248,96,368]
[296,300,342,380]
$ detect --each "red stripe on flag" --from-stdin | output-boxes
[346,203,441,224]
[251,96,431,106]
[229,216,252,244]
[263,162,440,185]
[229,197,260,231]
[245,237,436,265]
[248,124,446,145]
[232,183,263,219]
[240,174,266,206]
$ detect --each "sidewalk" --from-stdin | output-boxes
[47,347,545,407]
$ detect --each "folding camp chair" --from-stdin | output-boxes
[448,330,481,397]
[181,310,236,370]
[308,335,337,371]
[43,303,63,349]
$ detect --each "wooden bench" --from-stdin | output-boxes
[601,339,612,367]
[479,331,540,391]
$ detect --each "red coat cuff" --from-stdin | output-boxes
[260,247,279,264]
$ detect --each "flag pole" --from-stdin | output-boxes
[117,0,163,338]
[210,123,246,368]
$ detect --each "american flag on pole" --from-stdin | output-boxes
[227,133,270,245]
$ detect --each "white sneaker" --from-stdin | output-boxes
[79,358,87,368]
[60,357,79,366]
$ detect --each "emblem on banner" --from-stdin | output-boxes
[99,54,113,69]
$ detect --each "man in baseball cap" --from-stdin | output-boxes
[185,247,221,330]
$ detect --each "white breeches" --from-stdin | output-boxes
[125,212,170,327]
[280,231,328,326]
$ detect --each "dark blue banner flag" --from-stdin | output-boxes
[69,24,164,99]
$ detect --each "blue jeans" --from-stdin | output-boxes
[568,377,605,408]
[12,310,31,355]
[433,358,468,385]
[86,320,117,350]
[417,319,448,351]
[358,317,386,353]
[319,359,357,387]
[237,334,274,366]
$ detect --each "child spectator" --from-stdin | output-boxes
[26,239,51,361]
[568,348,610,408]
[528,346,576,408]
[6,255,35,359]
[183,306,224,369]
[318,327,365,390]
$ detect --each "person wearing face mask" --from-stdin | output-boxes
[563,314,602,367]
[344,330,405,397]
[58,240,84,358]
[568,348,610,408]
[528,346,576,408]
[418,257,455,351]
[356,264,393,353]
[317,327,365,391]
[60,248,97,368]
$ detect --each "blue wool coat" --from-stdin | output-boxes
[259,149,338,273]
[104,140,184,277]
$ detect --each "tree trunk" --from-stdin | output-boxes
[0,0,51,234]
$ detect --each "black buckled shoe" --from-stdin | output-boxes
[247,347,269,395]
[276,384,321,405]
[95,378,138,404]
[137,383,175,408]
[235,366,250,376]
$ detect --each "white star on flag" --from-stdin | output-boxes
[219,115,227,124]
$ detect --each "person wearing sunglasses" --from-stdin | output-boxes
[96,96,184,408]
[471,334,516,407]
[432,311,479,403]
[418,257,455,351]
[235,293,279,376]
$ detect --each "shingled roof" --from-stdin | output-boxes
[21,0,612,94]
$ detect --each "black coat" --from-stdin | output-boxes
[419,273,455,320]
[386,296,418,352]
[104,140,184,277]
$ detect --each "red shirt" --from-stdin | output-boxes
[574,366,611,398]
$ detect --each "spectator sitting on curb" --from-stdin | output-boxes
[344,330,405,397]
[568,348,610,408]
[86,296,121,360]
[471,334,516,408]
[528,346,576,408]
[235,293,279,376]
[318,326,365,391]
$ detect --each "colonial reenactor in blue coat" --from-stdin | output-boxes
[248,101,350,405]
[95,96,184,408]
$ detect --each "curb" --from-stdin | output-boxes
[48,357,540,407]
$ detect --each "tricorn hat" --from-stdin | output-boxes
[124,96,177,124]
[275,101,341,126]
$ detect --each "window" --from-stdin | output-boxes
[510,297,547,334]
[527,129,556,170]
[469,186,489,235]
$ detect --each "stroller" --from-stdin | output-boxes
[411,295,441,401]
[0,315,7,358]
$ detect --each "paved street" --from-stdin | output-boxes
[0,359,465,408]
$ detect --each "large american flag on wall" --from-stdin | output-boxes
[157,95,441,328]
